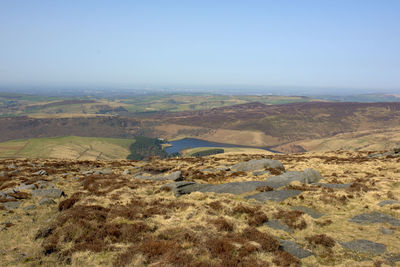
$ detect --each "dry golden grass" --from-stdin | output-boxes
[0,151,399,266]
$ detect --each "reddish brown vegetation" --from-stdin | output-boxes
[274,210,307,230]
[306,234,335,248]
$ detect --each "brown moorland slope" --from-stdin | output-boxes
[1,102,400,152]
[0,150,399,266]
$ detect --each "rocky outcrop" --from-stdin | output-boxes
[265,168,323,189]
[231,158,285,172]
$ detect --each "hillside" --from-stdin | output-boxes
[0,136,135,160]
[0,150,399,266]
[1,101,400,153]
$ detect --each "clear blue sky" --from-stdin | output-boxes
[0,0,399,93]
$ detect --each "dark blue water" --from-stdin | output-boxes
[164,138,271,154]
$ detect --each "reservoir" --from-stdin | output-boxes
[164,138,272,154]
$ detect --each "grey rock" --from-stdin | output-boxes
[291,206,323,219]
[231,158,285,172]
[7,164,17,169]
[39,198,56,205]
[198,181,271,195]
[378,200,400,207]
[349,212,400,226]
[278,239,313,259]
[394,146,400,154]
[15,183,36,191]
[32,170,48,176]
[122,169,131,175]
[1,201,21,210]
[102,168,113,174]
[339,240,386,255]
[8,170,18,175]
[0,171,5,177]
[35,180,50,189]
[384,253,400,264]
[264,219,294,233]
[23,205,37,210]
[31,189,65,199]
[161,182,208,196]
[161,181,196,192]
[201,168,216,173]
[81,170,94,175]
[136,171,183,181]
[380,227,394,235]
[4,188,18,194]
[216,165,230,171]
[265,168,323,189]
[245,190,302,202]
[315,183,352,189]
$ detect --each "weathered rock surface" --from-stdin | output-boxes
[349,212,400,226]
[278,239,313,259]
[22,205,37,210]
[39,198,56,205]
[197,181,272,195]
[339,240,386,255]
[315,183,352,189]
[252,170,270,176]
[380,227,394,235]
[231,158,285,172]
[15,183,36,191]
[136,171,183,181]
[1,201,21,210]
[291,206,324,218]
[32,170,48,176]
[245,190,302,202]
[31,189,65,199]
[0,171,5,177]
[378,200,400,207]
[265,168,323,189]
[264,219,294,233]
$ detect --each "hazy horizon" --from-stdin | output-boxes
[1,1,399,93]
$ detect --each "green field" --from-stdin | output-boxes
[0,136,135,160]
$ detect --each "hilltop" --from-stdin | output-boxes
[0,149,399,266]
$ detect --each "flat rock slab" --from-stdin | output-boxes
[278,239,313,259]
[378,200,400,207]
[136,171,183,181]
[265,168,323,189]
[349,212,400,226]
[39,198,56,205]
[245,190,302,202]
[315,183,352,189]
[380,227,394,235]
[31,189,65,199]
[231,158,285,172]
[198,181,271,195]
[264,219,294,233]
[339,240,386,255]
[291,206,324,218]
[1,201,21,210]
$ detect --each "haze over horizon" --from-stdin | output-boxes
[1,0,399,94]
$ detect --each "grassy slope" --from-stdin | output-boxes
[0,136,135,160]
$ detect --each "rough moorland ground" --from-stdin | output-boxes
[0,150,399,266]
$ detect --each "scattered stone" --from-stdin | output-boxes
[264,219,294,233]
[4,188,18,194]
[265,168,323,189]
[81,170,94,175]
[291,206,324,219]
[32,170,48,176]
[161,182,209,196]
[278,239,313,259]
[0,171,5,177]
[23,205,37,210]
[384,253,400,264]
[122,169,131,175]
[198,181,273,195]
[216,165,230,171]
[315,183,352,189]
[245,190,302,202]
[339,240,386,255]
[7,164,17,169]
[231,158,285,172]
[102,168,113,174]
[8,170,18,175]
[380,227,394,235]
[39,198,56,205]
[35,180,50,189]
[349,212,400,226]
[136,171,183,181]
[31,189,65,199]
[15,183,36,191]
[1,201,21,210]
[378,200,400,207]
